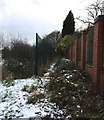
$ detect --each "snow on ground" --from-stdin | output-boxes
[0,64,64,119]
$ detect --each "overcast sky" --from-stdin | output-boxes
[0,0,98,45]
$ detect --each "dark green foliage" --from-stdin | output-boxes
[46,59,104,118]
[35,31,60,75]
[26,95,38,104]
[2,31,60,78]
[35,37,56,76]
[56,35,75,57]
[49,58,75,77]
[2,40,35,79]
[26,92,45,104]
[2,46,11,59]
[3,79,14,87]
[22,85,29,92]
[42,30,61,61]
[38,39,55,65]
[43,30,61,48]
[62,10,75,37]
[10,40,35,62]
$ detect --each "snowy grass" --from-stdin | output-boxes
[1,59,102,119]
[0,63,65,119]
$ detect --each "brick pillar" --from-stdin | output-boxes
[69,45,72,60]
[72,44,75,63]
[80,31,86,70]
[93,15,104,92]
[66,45,70,59]
[74,40,78,66]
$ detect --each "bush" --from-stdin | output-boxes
[2,40,35,79]
[49,58,75,77]
[22,84,37,93]
[56,35,75,56]
[26,95,37,104]
[22,85,29,92]
[26,92,45,104]
[46,59,104,118]
[3,81,14,87]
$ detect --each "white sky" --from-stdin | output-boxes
[0,0,99,44]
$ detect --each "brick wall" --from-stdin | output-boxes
[80,31,86,69]
[68,15,104,93]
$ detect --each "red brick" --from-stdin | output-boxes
[67,15,104,94]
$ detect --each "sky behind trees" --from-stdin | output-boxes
[0,0,99,44]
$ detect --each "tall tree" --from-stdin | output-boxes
[43,30,61,48]
[62,10,75,38]
[76,0,103,26]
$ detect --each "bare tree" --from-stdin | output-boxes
[76,0,103,26]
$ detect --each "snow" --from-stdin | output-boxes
[0,64,65,119]
[0,60,81,119]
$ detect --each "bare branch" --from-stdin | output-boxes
[80,0,103,24]
[76,17,94,25]
[86,8,95,19]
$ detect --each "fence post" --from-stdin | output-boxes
[80,31,86,70]
[93,15,104,93]
[35,33,38,76]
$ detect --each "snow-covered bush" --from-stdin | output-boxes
[49,58,75,77]
[46,59,104,118]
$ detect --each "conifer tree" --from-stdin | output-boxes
[62,10,75,37]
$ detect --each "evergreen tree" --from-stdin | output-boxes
[62,10,75,37]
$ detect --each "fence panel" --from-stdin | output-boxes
[86,27,94,66]
[35,33,55,76]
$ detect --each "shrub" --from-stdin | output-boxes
[46,59,104,118]
[22,84,37,93]
[26,92,45,104]
[56,35,75,56]
[3,81,14,87]
[26,95,37,104]
[22,85,29,92]
[49,58,75,77]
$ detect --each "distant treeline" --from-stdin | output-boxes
[2,31,60,80]
[2,10,75,80]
